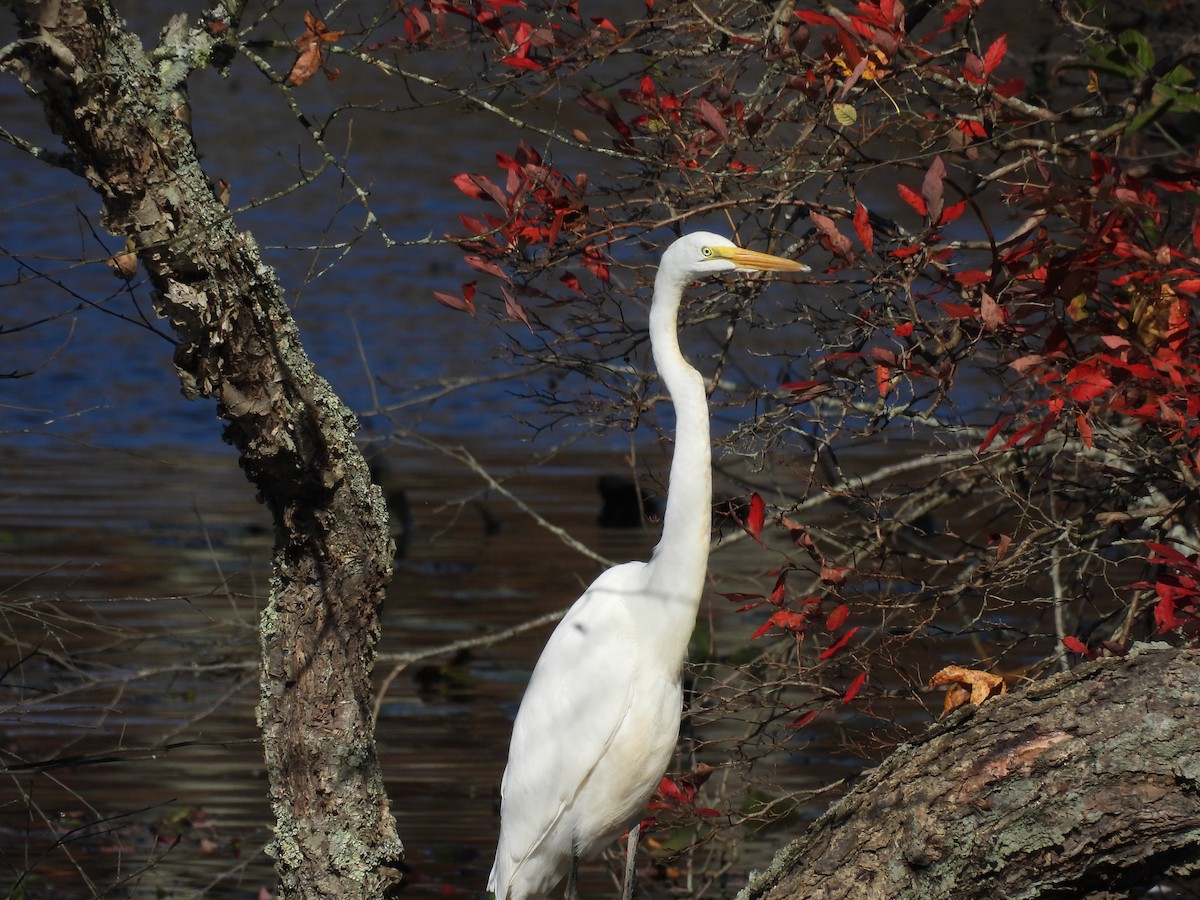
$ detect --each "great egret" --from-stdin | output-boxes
[489,232,807,900]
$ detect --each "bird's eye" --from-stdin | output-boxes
[701,247,713,258]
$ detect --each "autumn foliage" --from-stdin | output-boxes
[285,0,1199,882]
[361,0,1200,855]
[8,0,1200,893]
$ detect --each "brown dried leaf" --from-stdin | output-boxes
[941,683,971,716]
[1130,283,1177,350]
[929,664,1007,716]
[809,210,855,262]
[107,249,138,279]
[107,237,138,279]
[287,11,344,87]
[922,155,946,227]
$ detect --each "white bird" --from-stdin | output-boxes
[488,232,807,900]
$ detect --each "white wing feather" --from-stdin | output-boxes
[490,561,681,900]
[489,234,795,900]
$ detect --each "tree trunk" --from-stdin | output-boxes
[1,2,403,896]
[740,644,1200,900]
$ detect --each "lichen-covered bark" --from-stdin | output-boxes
[1,2,403,896]
[740,644,1200,900]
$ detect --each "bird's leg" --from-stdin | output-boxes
[566,849,579,900]
[621,823,641,900]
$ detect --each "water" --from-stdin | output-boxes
[0,1,1064,896]
[0,442,600,894]
[0,39,828,890]
[2,439,871,899]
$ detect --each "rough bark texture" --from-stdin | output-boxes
[740,644,1200,900]
[1,2,403,896]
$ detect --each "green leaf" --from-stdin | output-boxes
[1084,44,1133,78]
[1117,29,1155,73]
[1161,63,1195,87]
[1154,64,1200,113]
[1125,100,1170,135]
[832,102,857,126]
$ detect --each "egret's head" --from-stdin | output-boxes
[661,231,809,283]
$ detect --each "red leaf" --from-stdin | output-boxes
[745,492,766,543]
[961,53,987,85]
[841,671,867,703]
[789,710,820,729]
[941,3,970,27]
[993,77,1025,98]
[1062,636,1093,657]
[825,603,849,630]
[655,776,686,804]
[1145,542,1197,570]
[794,9,837,25]
[464,255,511,281]
[781,519,823,562]
[502,54,543,71]
[751,609,807,639]
[956,117,987,140]
[979,414,1013,452]
[980,292,1008,330]
[582,245,610,282]
[694,96,729,141]
[1154,591,1185,633]
[501,285,530,328]
[546,209,567,249]
[403,5,431,42]
[835,26,863,68]
[1156,574,1200,611]
[819,626,859,660]
[853,202,874,255]
[983,33,1008,75]
[458,214,491,237]
[940,301,977,318]
[897,183,927,217]
[820,566,850,586]
[955,269,991,287]
[715,592,763,607]
[810,211,855,262]
[879,0,898,27]
[1076,412,1094,448]
[869,345,897,366]
[938,198,968,226]
[875,363,891,397]
[1065,361,1114,403]
[560,272,585,295]
[991,532,1012,560]
[1004,416,1056,451]
[434,283,477,316]
[777,381,825,393]
[452,173,507,205]
[769,568,790,605]
[894,322,914,337]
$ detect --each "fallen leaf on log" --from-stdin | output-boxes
[929,664,1007,716]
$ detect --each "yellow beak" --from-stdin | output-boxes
[715,246,809,273]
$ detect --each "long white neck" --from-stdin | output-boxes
[644,267,712,616]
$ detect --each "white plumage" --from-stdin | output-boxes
[489,232,807,900]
